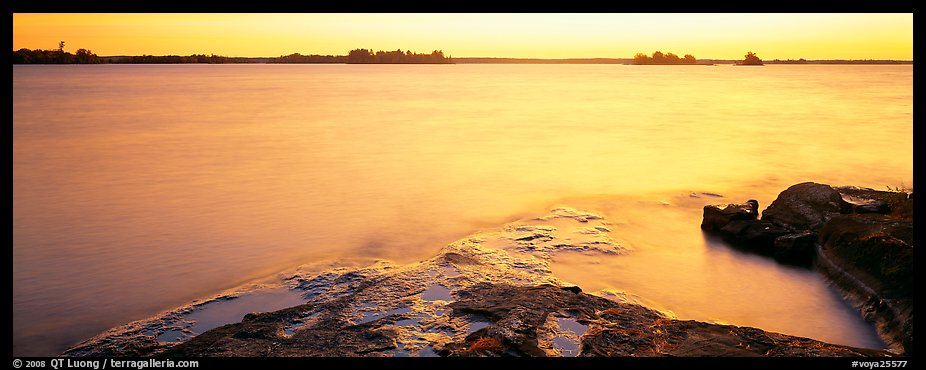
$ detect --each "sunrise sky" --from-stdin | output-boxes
[11,13,914,60]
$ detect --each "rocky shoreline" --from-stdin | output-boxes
[60,190,910,358]
[701,182,913,355]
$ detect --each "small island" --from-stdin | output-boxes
[632,51,699,65]
[735,51,764,66]
[346,48,453,64]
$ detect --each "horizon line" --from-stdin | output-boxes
[87,54,914,62]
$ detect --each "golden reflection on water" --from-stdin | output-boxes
[13,64,910,355]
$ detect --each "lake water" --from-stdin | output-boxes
[13,64,912,356]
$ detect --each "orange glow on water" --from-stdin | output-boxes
[13,63,911,355]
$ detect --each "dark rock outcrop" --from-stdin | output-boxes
[701,182,914,355]
[701,200,759,231]
[837,186,905,215]
[818,216,913,298]
[772,231,817,265]
[717,219,792,255]
[817,214,913,355]
[702,199,807,265]
[761,182,853,231]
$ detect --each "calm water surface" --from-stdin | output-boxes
[13,64,912,355]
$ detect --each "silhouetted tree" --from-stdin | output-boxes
[347,48,376,63]
[651,51,665,64]
[74,48,101,64]
[742,51,763,65]
[633,53,651,64]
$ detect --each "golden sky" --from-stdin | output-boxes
[12,13,914,60]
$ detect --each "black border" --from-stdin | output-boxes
[9,356,916,369]
[11,3,918,368]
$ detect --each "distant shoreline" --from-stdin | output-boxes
[129,57,914,65]
[442,58,912,65]
[13,55,913,65]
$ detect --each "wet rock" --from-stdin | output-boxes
[440,284,888,357]
[539,207,604,223]
[817,200,913,356]
[836,186,905,215]
[583,318,887,357]
[818,216,913,299]
[772,231,817,265]
[442,283,611,356]
[701,199,814,262]
[561,286,582,294]
[716,220,791,254]
[701,200,759,231]
[163,302,400,356]
[63,335,161,357]
[762,182,853,231]
[854,201,891,214]
[160,282,894,358]
[816,213,912,356]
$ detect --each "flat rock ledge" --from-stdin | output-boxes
[165,283,886,357]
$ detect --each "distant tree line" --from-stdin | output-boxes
[15,44,907,65]
[107,54,255,64]
[12,45,258,64]
[14,45,454,64]
[769,59,911,65]
[633,51,697,65]
[769,58,808,64]
[12,41,102,64]
[347,49,452,64]
[269,53,347,63]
